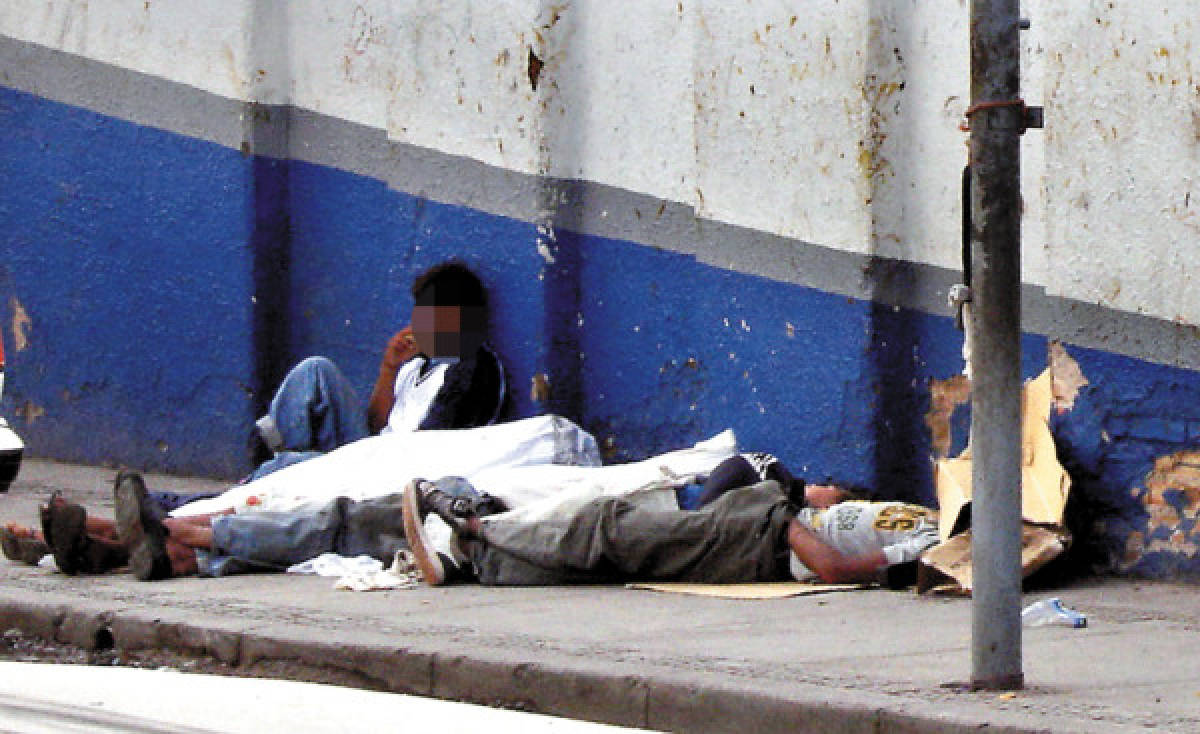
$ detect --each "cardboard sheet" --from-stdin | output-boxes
[625,582,867,599]
[917,523,1069,594]
[933,369,1072,543]
[923,368,1073,594]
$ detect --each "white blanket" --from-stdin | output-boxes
[419,428,740,563]
[470,428,738,524]
[173,415,600,517]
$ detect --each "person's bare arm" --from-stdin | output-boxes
[366,327,419,434]
[785,518,887,584]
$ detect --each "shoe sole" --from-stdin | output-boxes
[47,502,87,575]
[113,472,169,581]
[1,528,50,565]
[401,479,445,586]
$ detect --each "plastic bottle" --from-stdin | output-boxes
[1021,597,1087,628]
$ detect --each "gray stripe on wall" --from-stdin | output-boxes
[4,34,1197,370]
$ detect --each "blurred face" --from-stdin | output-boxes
[411,304,485,357]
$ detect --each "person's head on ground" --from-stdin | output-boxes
[410,261,488,358]
[802,483,866,508]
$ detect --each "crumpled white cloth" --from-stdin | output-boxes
[286,553,381,577]
[285,551,422,591]
[333,550,422,591]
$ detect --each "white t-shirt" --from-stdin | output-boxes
[789,501,938,581]
[381,357,451,434]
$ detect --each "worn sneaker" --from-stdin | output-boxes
[113,471,172,581]
[401,479,446,586]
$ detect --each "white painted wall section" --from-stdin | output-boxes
[1042,0,1200,323]
[2,0,1198,327]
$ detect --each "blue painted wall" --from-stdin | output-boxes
[0,87,259,477]
[5,84,1200,579]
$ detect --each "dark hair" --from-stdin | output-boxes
[411,261,487,309]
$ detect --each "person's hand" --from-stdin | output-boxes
[882,526,940,566]
[380,327,419,372]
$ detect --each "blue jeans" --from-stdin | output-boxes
[151,357,369,512]
[262,356,368,454]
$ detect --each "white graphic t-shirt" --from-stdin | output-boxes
[789,501,939,581]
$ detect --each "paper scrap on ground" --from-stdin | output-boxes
[625,581,866,599]
[287,553,382,577]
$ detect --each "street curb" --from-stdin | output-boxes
[0,597,1048,734]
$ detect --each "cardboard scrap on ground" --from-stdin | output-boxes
[625,581,867,600]
[917,524,1070,595]
[921,368,1072,594]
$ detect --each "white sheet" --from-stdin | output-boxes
[173,414,600,516]
[420,428,740,561]
[469,428,738,524]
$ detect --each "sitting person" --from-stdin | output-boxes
[1,261,507,575]
[400,468,939,587]
[150,259,506,507]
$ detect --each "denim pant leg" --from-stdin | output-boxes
[200,499,349,576]
[246,450,326,482]
[267,357,369,453]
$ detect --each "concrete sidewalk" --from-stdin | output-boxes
[1,460,1197,733]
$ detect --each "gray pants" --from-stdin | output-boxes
[201,494,408,576]
[471,481,795,585]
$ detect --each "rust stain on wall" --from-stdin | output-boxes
[527,47,543,90]
[925,373,970,458]
[530,372,551,402]
[18,400,44,423]
[9,296,30,351]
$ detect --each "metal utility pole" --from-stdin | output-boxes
[966,0,1034,690]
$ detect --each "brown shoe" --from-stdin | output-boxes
[1,526,49,565]
[113,471,171,581]
[45,499,88,575]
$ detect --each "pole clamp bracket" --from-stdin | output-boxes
[948,284,972,331]
[959,98,1044,134]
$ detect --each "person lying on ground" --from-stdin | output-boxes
[2,492,127,574]
[3,472,421,580]
[115,471,506,580]
[400,472,939,587]
[39,450,834,582]
[0,261,507,574]
[0,447,871,582]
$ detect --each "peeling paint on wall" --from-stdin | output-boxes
[926,342,1088,460]
[1123,449,1200,569]
[9,296,30,352]
[926,373,969,459]
[1049,341,1088,410]
[18,400,44,423]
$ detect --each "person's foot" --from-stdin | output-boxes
[44,497,89,575]
[113,471,172,581]
[1,524,49,565]
[416,479,478,536]
[401,479,445,585]
[403,478,483,586]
